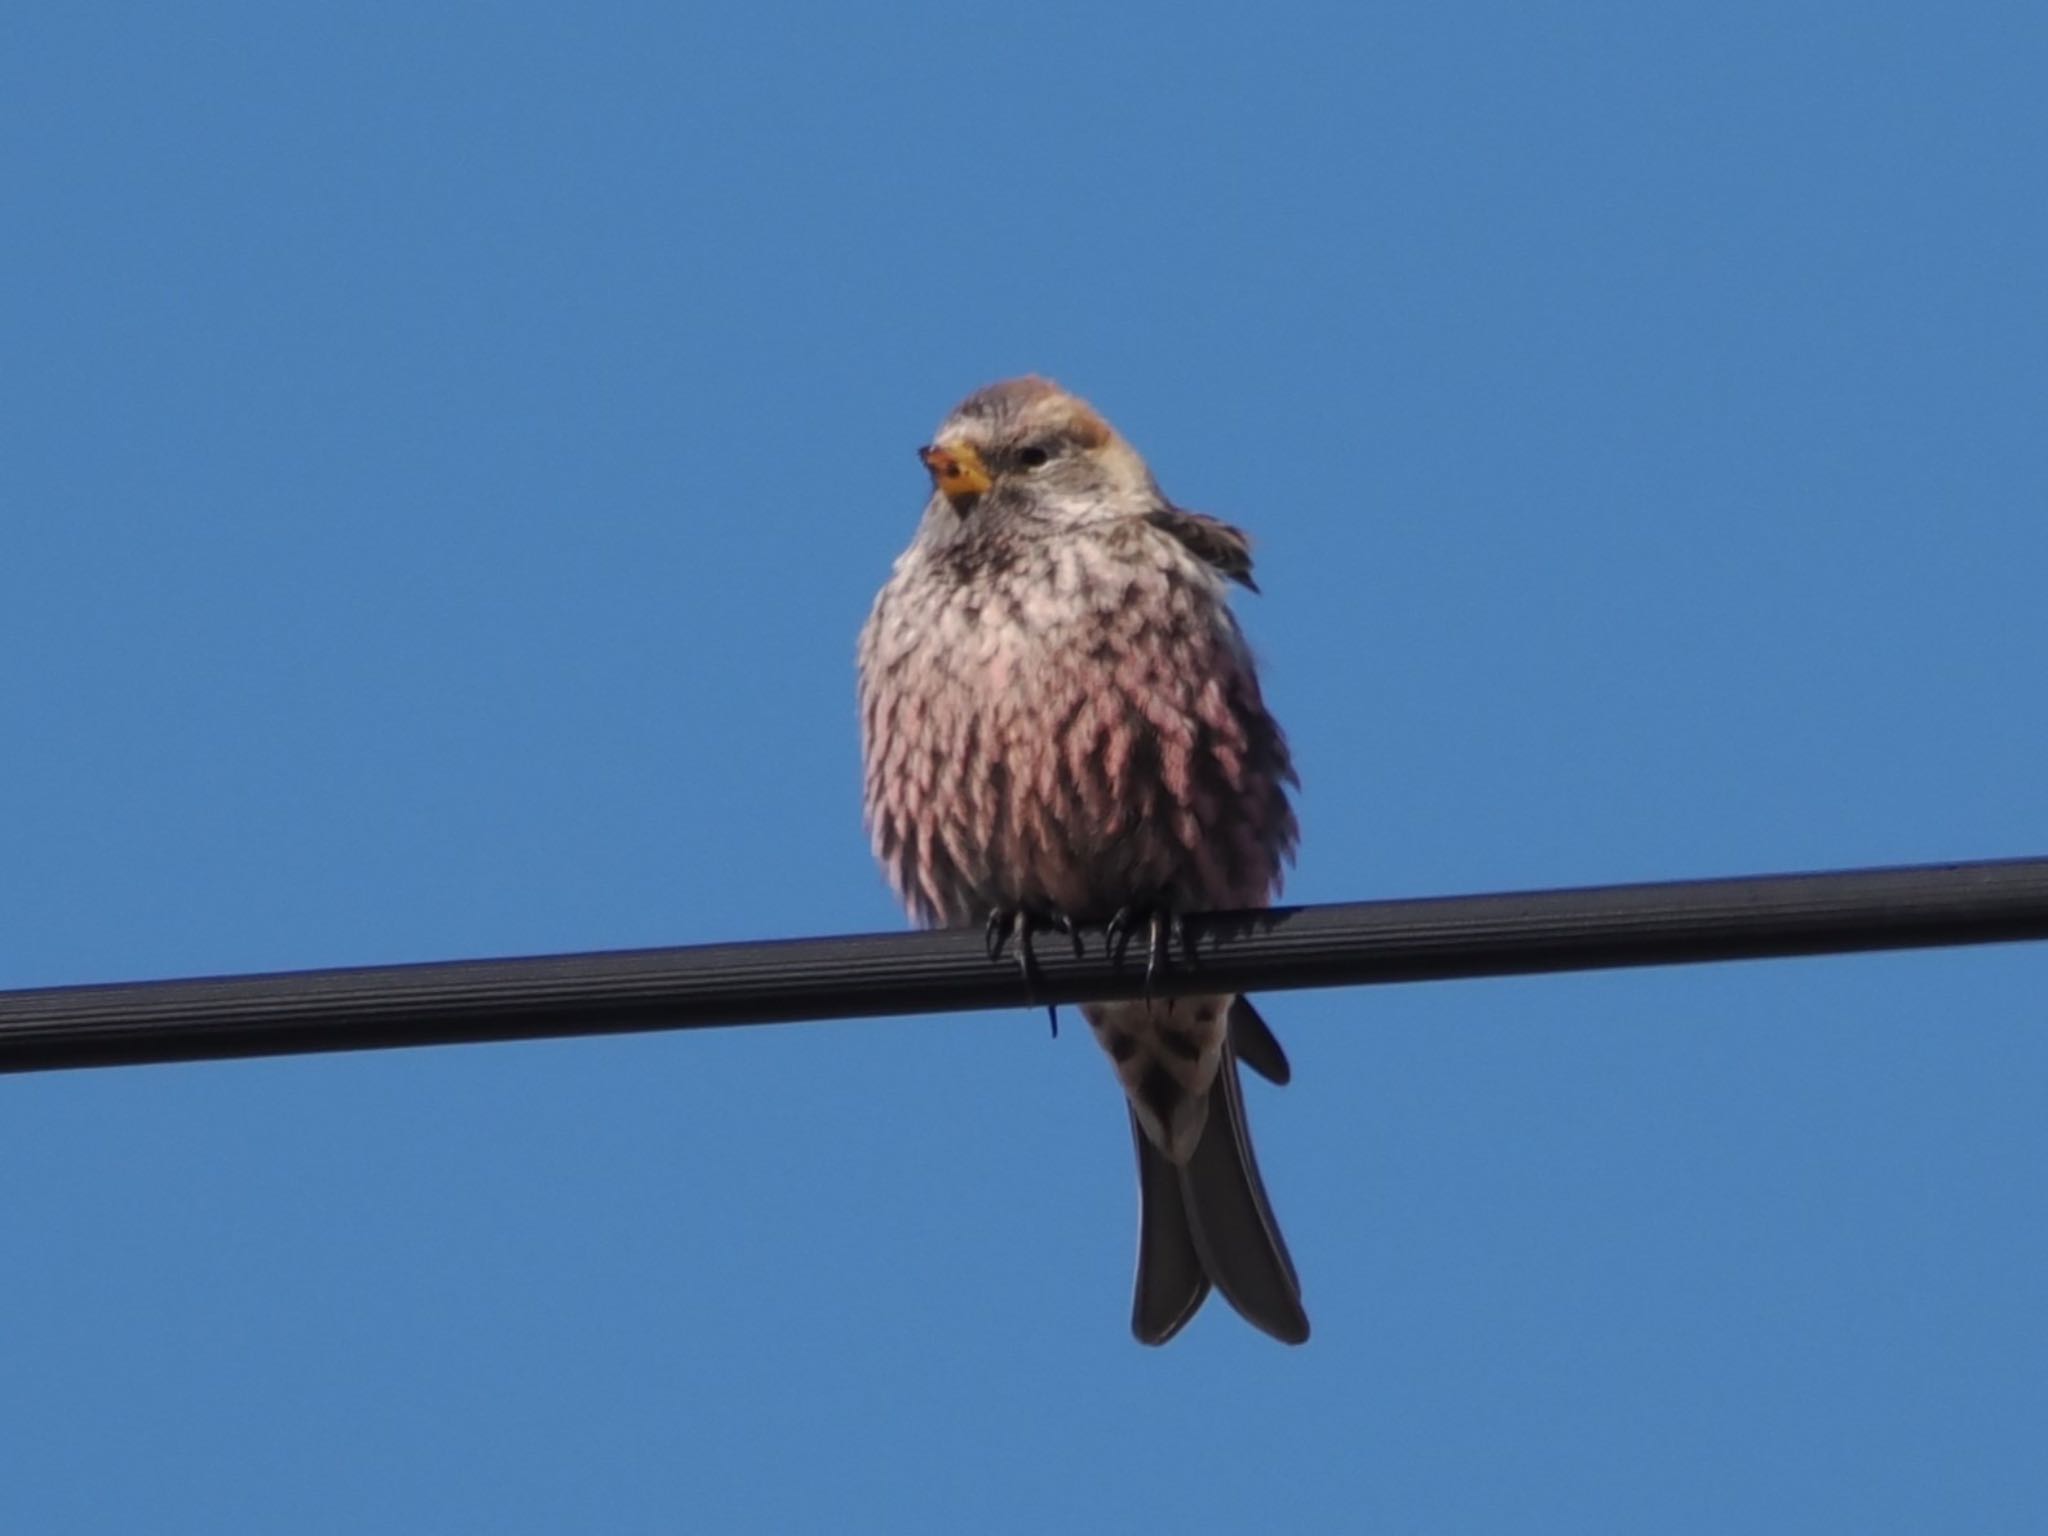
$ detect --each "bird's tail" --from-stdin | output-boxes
[1129,998,1308,1345]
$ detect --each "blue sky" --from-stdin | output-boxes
[4,2,2045,1530]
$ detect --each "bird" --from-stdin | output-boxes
[856,376,1308,1345]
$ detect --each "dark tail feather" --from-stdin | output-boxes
[1129,1110,1211,1345]
[1178,1045,1309,1344]
[1228,996,1291,1086]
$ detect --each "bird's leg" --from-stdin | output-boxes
[1146,908,1189,995]
[1105,906,1135,967]
[983,906,1038,987]
[984,906,1083,1037]
[1046,910,1085,960]
[1105,901,1188,994]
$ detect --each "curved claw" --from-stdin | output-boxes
[1047,911,1085,961]
[1105,906,1140,966]
[992,909,1038,986]
[1144,911,1175,994]
[1104,903,1188,994]
[982,906,1080,1038]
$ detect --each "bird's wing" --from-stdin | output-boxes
[1143,507,1260,592]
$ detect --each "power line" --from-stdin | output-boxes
[3,855,2045,1076]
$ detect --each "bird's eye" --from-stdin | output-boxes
[1015,444,1052,469]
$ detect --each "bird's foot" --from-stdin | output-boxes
[984,907,1085,1036]
[1105,903,1189,994]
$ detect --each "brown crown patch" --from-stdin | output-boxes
[1061,402,1113,450]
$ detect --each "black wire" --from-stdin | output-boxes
[3,855,2046,1075]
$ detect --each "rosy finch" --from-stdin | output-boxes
[857,376,1308,1344]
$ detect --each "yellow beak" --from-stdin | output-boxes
[919,442,993,506]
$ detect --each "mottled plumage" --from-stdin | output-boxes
[857,376,1309,1344]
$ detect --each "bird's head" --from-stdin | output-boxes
[915,376,1160,534]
